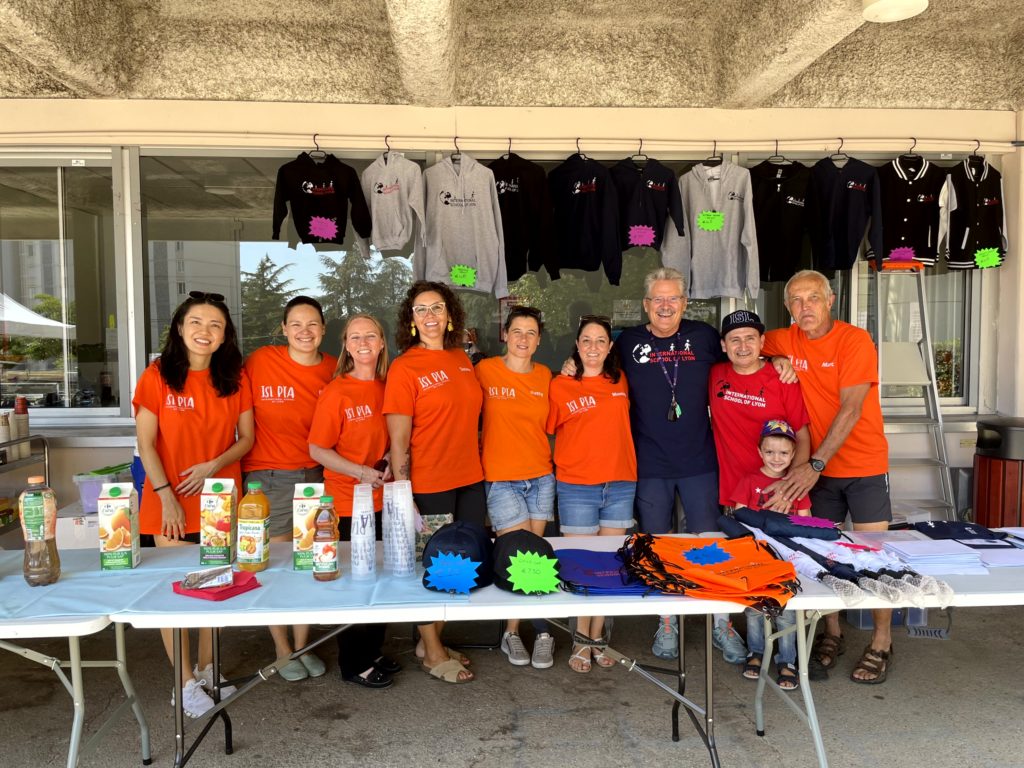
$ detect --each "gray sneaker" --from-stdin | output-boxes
[500,631,530,666]
[712,620,748,665]
[652,615,679,660]
[531,633,555,669]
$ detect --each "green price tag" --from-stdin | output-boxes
[507,550,560,594]
[974,247,1001,269]
[697,210,724,232]
[450,264,477,287]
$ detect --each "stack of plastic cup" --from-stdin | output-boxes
[350,484,376,580]
[383,481,416,577]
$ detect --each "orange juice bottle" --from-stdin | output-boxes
[236,481,270,572]
[312,496,339,582]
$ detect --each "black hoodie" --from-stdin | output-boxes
[487,153,559,281]
[609,158,684,252]
[548,154,621,284]
[272,153,371,245]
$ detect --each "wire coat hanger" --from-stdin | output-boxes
[967,139,985,168]
[631,138,648,167]
[900,137,921,163]
[576,137,587,160]
[702,139,723,167]
[383,134,391,164]
[452,136,461,161]
[503,137,512,159]
[767,139,789,165]
[309,133,326,162]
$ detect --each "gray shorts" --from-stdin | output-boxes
[243,467,324,538]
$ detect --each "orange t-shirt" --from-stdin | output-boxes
[242,346,337,471]
[475,356,553,482]
[307,376,388,515]
[132,362,253,535]
[762,321,888,477]
[382,347,484,494]
[546,374,637,485]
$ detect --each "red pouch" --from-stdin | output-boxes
[172,571,261,601]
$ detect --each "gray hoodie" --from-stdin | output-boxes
[662,161,759,300]
[360,152,425,253]
[421,154,508,298]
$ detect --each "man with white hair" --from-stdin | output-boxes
[762,268,894,684]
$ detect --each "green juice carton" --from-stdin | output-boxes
[98,483,140,570]
[292,483,325,570]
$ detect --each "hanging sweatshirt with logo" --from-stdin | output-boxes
[360,152,425,253]
[750,160,810,283]
[420,154,508,298]
[940,158,1007,270]
[487,153,559,282]
[272,153,372,246]
[805,157,882,271]
[609,158,685,253]
[548,154,621,285]
[662,161,759,300]
[876,157,948,266]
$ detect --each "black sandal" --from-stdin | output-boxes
[741,655,762,680]
[850,644,892,685]
[808,632,845,680]
[776,663,799,691]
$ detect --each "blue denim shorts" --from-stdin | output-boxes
[485,474,556,532]
[556,480,636,534]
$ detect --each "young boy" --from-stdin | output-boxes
[729,419,810,691]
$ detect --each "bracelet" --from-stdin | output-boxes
[152,482,171,493]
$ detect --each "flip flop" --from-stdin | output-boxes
[421,658,474,684]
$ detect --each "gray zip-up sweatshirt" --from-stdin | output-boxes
[421,154,508,298]
[662,161,759,300]
[360,152,425,253]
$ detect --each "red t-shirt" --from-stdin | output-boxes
[546,374,637,485]
[762,321,889,477]
[708,361,810,505]
[242,346,337,471]
[308,376,388,515]
[132,362,253,535]
[730,468,811,512]
[382,347,484,494]
[475,356,553,482]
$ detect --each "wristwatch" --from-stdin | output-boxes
[809,457,826,473]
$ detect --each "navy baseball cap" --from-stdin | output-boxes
[721,310,765,339]
[761,419,797,441]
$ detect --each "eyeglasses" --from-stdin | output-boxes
[645,295,683,306]
[412,301,447,317]
[189,290,225,302]
[509,306,543,320]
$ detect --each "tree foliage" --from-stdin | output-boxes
[240,255,298,353]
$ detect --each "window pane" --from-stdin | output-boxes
[0,166,117,410]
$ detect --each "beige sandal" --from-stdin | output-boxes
[421,658,474,684]
[592,637,616,668]
[568,644,592,673]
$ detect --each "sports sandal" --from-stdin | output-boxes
[415,644,471,666]
[421,657,474,684]
[741,654,762,681]
[776,663,799,691]
[808,632,845,680]
[592,637,616,668]
[850,644,892,685]
[568,644,592,673]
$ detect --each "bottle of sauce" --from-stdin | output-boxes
[236,481,270,572]
[312,496,339,582]
[20,475,60,586]
[12,396,30,460]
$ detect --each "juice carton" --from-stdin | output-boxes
[97,483,140,569]
[200,479,237,565]
[292,483,325,570]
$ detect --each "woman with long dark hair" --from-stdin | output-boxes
[384,281,484,684]
[547,316,636,673]
[133,290,254,717]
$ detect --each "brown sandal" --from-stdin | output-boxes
[850,644,892,685]
[810,632,845,669]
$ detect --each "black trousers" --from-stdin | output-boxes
[337,511,387,676]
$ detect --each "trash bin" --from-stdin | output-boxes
[973,417,1024,527]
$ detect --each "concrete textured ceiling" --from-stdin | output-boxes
[0,0,1020,109]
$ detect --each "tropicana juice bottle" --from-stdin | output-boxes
[236,481,270,572]
[312,496,339,582]
[20,475,60,586]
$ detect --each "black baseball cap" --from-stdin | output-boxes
[721,310,765,339]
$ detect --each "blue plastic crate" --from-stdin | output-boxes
[844,608,928,630]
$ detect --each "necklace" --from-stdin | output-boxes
[650,328,682,422]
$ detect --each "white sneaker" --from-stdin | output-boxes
[531,633,555,669]
[500,631,530,666]
[194,663,238,697]
[172,679,216,719]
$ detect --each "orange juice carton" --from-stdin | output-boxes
[200,479,236,565]
[98,483,140,569]
[292,483,325,570]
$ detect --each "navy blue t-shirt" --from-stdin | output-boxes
[617,321,721,479]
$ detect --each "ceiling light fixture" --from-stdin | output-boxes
[862,0,928,22]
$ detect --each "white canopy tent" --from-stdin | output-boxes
[0,292,75,339]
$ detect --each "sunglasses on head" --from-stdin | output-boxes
[578,314,611,329]
[189,290,225,302]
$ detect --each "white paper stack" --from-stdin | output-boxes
[882,539,987,576]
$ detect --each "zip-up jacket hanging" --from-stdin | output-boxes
[487,153,559,282]
[876,157,947,266]
[420,153,509,298]
[940,158,1007,270]
[360,151,425,253]
[749,160,810,282]
[548,154,622,284]
[806,157,882,271]
[608,158,685,252]
[272,153,371,245]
